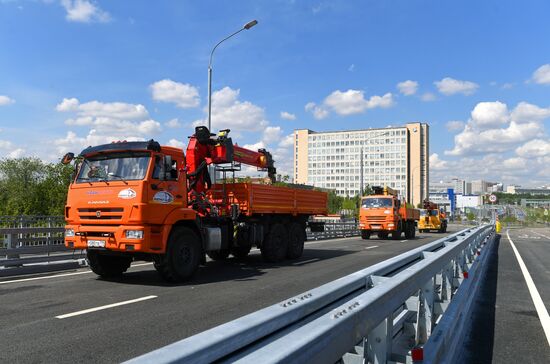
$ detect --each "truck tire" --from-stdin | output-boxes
[391,224,402,240]
[87,250,132,278]
[154,227,201,282]
[261,223,288,262]
[287,223,306,259]
[411,224,416,238]
[361,230,371,240]
[231,245,251,259]
[207,250,230,261]
[404,222,414,239]
[377,232,389,239]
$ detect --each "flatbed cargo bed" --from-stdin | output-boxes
[209,183,328,216]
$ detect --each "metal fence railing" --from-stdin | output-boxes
[0,216,84,271]
[126,225,497,364]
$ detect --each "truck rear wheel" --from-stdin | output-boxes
[361,230,371,240]
[404,222,414,239]
[287,223,306,259]
[207,250,230,261]
[87,250,132,278]
[155,227,201,282]
[261,223,288,262]
[231,245,251,259]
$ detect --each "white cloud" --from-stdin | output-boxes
[280,111,296,120]
[516,139,550,158]
[167,138,185,149]
[0,95,15,105]
[278,134,294,148]
[262,126,282,144]
[434,77,479,95]
[323,90,394,115]
[420,92,436,102]
[396,80,418,96]
[54,97,162,155]
[445,100,549,156]
[510,102,550,122]
[531,64,550,85]
[242,141,266,151]
[150,79,200,109]
[305,102,329,120]
[165,118,181,128]
[0,140,13,149]
[60,0,111,23]
[6,148,25,159]
[445,120,465,132]
[348,64,355,72]
[470,101,509,129]
[430,153,448,170]
[192,87,268,133]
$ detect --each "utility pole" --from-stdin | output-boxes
[360,146,364,196]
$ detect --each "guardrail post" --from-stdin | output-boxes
[415,277,435,345]
[6,233,20,259]
[366,317,392,364]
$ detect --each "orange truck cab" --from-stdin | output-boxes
[63,134,327,282]
[359,186,419,240]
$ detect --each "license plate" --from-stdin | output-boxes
[87,240,106,248]
[372,225,381,229]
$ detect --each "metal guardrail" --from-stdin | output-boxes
[308,221,360,240]
[126,225,496,364]
[0,216,84,271]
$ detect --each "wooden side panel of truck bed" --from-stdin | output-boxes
[210,183,328,216]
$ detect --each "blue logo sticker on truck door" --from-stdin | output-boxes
[118,188,137,199]
[153,191,174,204]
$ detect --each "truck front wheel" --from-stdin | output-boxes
[155,227,201,282]
[287,223,306,259]
[361,230,371,240]
[261,223,288,262]
[87,250,132,278]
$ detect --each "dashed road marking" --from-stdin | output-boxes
[532,231,550,240]
[55,295,158,319]
[365,246,379,250]
[506,230,550,346]
[292,258,320,266]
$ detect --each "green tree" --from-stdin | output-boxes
[0,158,73,216]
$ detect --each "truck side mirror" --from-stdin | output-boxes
[61,152,74,165]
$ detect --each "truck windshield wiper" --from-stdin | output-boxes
[108,173,129,185]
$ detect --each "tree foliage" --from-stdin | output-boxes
[0,158,73,216]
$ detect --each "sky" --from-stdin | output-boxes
[0,0,549,187]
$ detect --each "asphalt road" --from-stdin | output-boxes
[0,229,458,363]
[462,227,550,364]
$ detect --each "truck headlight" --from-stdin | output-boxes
[384,210,391,214]
[388,223,394,227]
[65,228,75,237]
[125,230,144,239]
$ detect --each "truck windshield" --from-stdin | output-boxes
[419,209,427,216]
[361,198,393,208]
[76,152,150,183]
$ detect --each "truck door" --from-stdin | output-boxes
[148,154,185,224]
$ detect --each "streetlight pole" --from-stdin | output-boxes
[207,20,258,133]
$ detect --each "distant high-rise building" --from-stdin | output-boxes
[293,122,429,206]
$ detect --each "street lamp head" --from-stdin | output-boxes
[244,20,258,30]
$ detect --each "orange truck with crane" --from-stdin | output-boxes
[418,200,448,233]
[358,186,419,240]
[62,126,327,282]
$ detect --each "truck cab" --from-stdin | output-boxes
[358,186,418,240]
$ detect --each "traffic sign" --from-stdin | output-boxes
[489,194,497,203]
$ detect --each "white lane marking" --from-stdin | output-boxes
[250,236,357,253]
[292,258,320,266]
[365,246,379,250]
[400,240,408,243]
[0,262,153,286]
[506,230,550,346]
[56,295,157,319]
[533,231,550,240]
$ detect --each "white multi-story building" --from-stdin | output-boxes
[293,123,429,206]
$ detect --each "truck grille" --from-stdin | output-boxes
[78,207,124,221]
[367,216,387,223]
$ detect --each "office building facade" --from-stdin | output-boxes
[293,123,429,206]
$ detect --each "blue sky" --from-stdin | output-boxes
[0,0,549,186]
